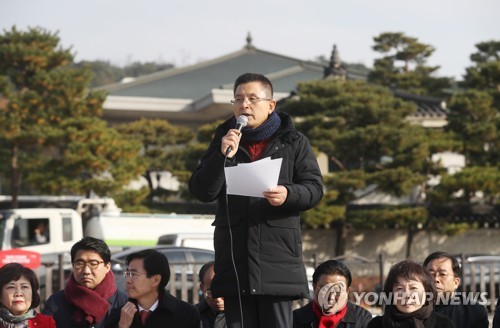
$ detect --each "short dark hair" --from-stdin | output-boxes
[126,249,170,293]
[423,251,461,276]
[71,236,111,264]
[0,263,41,309]
[198,261,215,285]
[383,260,436,304]
[312,260,352,287]
[233,73,273,97]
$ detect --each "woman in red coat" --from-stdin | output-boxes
[0,262,56,327]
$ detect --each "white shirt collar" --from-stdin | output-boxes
[138,299,159,312]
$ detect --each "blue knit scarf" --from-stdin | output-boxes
[239,111,282,143]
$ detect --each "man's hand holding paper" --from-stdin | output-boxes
[263,185,288,206]
[224,157,283,199]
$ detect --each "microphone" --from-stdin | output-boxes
[225,115,248,156]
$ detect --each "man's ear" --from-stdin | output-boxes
[152,274,161,287]
[454,276,461,290]
[268,100,276,114]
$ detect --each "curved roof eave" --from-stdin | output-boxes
[102,88,291,127]
[95,46,324,93]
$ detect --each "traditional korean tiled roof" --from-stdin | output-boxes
[393,90,448,126]
[96,36,447,127]
[428,204,500,227]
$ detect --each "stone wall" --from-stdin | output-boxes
[303,228,500,263]
[301,228,500,293]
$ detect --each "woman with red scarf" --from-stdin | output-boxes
[0,263,55,328]
[293,260,372,328]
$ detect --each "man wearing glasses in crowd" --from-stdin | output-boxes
[43,236,128,327]
[196,261,226,328]
[105,249,199,327]
[423,251,489,328]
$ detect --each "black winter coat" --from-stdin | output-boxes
[189,112,323,299]
[293,302,373,328]
[42,289,128,328]
[367,312,455,328]
[196,298,227,328]
[494,296,500,328]
[434,302,488,328]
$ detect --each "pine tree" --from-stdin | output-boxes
[368,32,451,97]
[0,26,142,207]
[428,41,500,226]
[284,79,454,256]
[116,118,194,202]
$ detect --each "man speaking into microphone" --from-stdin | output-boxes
[189,73,323,328]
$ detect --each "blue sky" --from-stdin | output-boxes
[2,0,499,80]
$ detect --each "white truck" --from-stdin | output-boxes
[0,208,82,266]
[78,198,215,248]
[1,197,215,254]
[0,197,215,298]
[0,207,84,299]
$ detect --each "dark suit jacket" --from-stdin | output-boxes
[105,293,200,328]
[195,298,227,328]
[367,312,455,328]
[435,302,489,328]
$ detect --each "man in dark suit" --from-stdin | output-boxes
[424,251,489,328]
[105,249,199,328]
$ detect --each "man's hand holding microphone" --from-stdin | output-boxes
[221,115,248,157]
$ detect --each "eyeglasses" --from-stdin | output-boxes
[428,271,453,279]
[124,270,147,279]
[73,260,104,270]
[230,97,272,105]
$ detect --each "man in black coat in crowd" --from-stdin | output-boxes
[196,261,226,328]
[43,237,128,328]
[293,260,372,328]
[424,251,488,328]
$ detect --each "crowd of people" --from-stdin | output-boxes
[1,239,499,327]
[1,73,499,327]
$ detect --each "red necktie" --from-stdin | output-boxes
[140,310,151,325]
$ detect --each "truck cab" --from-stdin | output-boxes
[0,208,83,300]
[0,208,83,264]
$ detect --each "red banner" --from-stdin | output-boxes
[0,249,41,269]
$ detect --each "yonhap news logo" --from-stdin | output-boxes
[351,291,489,306]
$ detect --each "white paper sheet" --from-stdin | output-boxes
[224,157,282,198]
